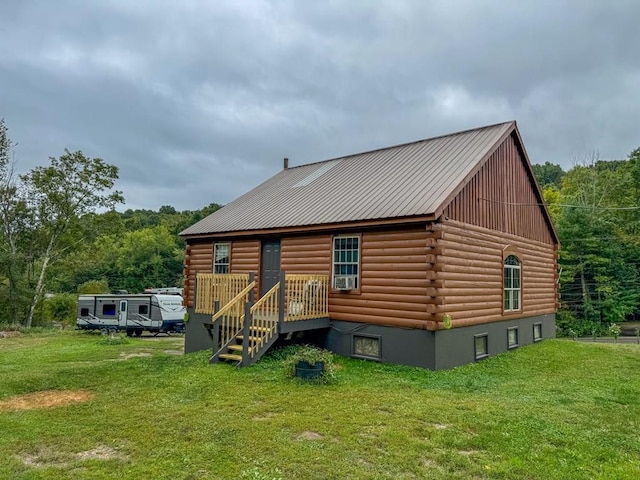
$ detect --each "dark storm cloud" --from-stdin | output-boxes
[1,0,639,210]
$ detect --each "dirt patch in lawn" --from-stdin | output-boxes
[118,351,152,360]
[20,444,127,468]
[0,390,94,412]
[298,430,323,440]
[0,330,21,339]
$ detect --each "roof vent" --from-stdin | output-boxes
[283,157,289,169]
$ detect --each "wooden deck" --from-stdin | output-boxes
[195,272,330,366]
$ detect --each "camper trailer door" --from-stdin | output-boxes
[119,300,128,326]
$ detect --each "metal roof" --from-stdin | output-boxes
[180,121,516,236]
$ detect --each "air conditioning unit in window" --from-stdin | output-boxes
[334,275,356,290]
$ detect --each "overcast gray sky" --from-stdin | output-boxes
[1,0,638,211]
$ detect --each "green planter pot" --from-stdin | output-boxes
[295,360,325,379]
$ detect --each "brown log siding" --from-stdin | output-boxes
[183,240,260,308]
[442,134,554,244]
[231,240,260,296]
[331,229,430,328]
[281,235,332,275]
[183,241,213,307]
[432,219,557,328]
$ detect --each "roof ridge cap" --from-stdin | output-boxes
[286,120,516,169]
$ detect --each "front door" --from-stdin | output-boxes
[261,240,281,295]
[119,300,128,326]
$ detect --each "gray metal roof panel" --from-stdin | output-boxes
[180,121,515,236]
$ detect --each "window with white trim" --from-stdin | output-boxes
[332,236,360,289]
[504,255,521,311]
[213,243,230,274]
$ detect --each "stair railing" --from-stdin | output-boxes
[246,282,281,361]
[212,281,256,357]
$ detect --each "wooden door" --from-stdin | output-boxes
[260,240,281,295]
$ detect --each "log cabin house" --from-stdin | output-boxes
[180,121,558,370]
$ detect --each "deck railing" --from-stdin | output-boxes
[212,281,256,350]
[195,273,251,314]
[247,283,281,359]
[284,274,330,321]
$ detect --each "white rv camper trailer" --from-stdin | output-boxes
[76,294,186,336]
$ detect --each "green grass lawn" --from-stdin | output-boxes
[0,331,639,480]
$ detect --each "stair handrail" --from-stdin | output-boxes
[245,281,280,362]
[212,282,256,322]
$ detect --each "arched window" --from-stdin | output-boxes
[504,255,521,311]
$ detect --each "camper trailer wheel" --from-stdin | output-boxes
[126,329,134,337]
[135,329,143,337]
[100,328,108,336]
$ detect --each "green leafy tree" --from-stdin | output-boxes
[532,162,565,188]
[0,119,33,325]
[20,150,124,327]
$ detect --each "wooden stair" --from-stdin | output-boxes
[213,324,278,366]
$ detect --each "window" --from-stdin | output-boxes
[332,236,360,289]
[139,305,149,315]
[213,243,230,274]
[80,308,89,317]
[507,327,519,349]
[102,304,116,316]
[504,255,521,311]
[474,333,489,360]
[533,323,542,342]
[353,335,381,360]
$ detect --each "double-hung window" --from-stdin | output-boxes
[332,236,360,289]
[503,255,521,311]
[213,243,230,274]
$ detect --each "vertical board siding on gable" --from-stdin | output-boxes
[442,134,554,244]
[330,229,430,327]
[183,241,213,307]
[435,220,556,328]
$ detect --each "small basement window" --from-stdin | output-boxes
[139,305,149,315]
[533,323,543,342]
[507,327,519,349]
[102,304,116,316]
[80,308,89,317]
[474,333,489,360]
[353,335,381,360]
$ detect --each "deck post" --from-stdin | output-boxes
[212,300,220,351]
[241,277,255,366]
[278,270,286,326]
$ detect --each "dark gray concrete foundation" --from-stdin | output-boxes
[184,308,214,354]
[325,314,556,370]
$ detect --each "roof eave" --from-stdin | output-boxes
[180,213,437,241]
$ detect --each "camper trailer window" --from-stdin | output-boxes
[139,305,149,315]
[102,304,116,316]
[80,308,89,316]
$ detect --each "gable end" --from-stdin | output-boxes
[440,131,557,244]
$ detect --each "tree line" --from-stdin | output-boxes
[2,116,639,333]
[534,148,640,335]
[0,119,219,327]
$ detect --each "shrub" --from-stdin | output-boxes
[42,293,77,327]
[78,279,110,294]
[284,344,336,383]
